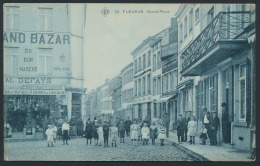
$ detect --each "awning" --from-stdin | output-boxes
[101,110,114,115]
[159,94,177,102]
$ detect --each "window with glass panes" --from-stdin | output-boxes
[134,59,137,73]
[148,51,151,66]
[38,48,52,75]
[5,6,20,30]
[153,54,157,71]
[180,23,183,42]
[4,48,19,75]
[135,80,137,97]
[147,74,151,94]
[157,76,161,94]
[170,71,174,90]
[138,79,141,96]
[239,64,246,120]
[184,16,187,38]
[189,9,193,32]
[153,78,157,95]
[209,75,218,113]
[38,8,53,32]
[195,8,199,23]
[138,57,141,72]
[157,51,161,69]
[143,54,146,69]
[143,76,146,95]
[207,7,214,25]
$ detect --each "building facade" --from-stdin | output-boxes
[3,4,87,136]
[176,4,255,151]
[120,63,134,120]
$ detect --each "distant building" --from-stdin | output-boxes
[120,63,134,120]
[3,4,87,135]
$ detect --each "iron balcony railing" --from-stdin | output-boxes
[181,11,251,73]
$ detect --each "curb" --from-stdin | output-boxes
[169,140,210,161]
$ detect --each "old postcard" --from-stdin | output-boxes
[3,3,256,161]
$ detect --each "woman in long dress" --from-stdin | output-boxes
[130,119,139,146]
[149,122,158,145]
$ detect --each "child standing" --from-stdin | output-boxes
[97,124,104,147]
[46,125,54,147]
[149,122,158,145]
[187,116,197,145]
[157,123,167,146]
[92,120,99,146]
[199,124,208,145]
[118,121,126,143]
[141,123,150,145]
[52,123,57,143]
[110,123,118,147]
[103,121,109,147]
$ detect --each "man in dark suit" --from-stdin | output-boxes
[176,114,185,144]
[183,111,191,142]
[211,111,220,146]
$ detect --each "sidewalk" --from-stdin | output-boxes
[167,131,253,161]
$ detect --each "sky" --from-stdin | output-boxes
[84,4,180,92]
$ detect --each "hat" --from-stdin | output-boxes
[48,125,52,128]
[221,103,227,107]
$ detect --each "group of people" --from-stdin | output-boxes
[45,105,225,148]
[175,107,220,146]
[45,120,70,147]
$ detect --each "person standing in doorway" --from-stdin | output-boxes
[62,120,70,145]
[221,103,231,143]
[211,111,220,146]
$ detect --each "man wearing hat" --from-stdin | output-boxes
[221,102,231,143]
[210,111,220,146]
[176,114,185,144]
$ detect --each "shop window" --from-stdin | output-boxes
[5,6,20,30]
[4,48,19,75]
[39,48,52,75]
[239,64,246,121]
[209,75,218,113]
[38,8,53,32]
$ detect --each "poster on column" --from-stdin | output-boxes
[3,3,256,162]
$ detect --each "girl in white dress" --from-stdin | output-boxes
[157,123,167,146]
[130,120,139,146]
[141,123,150,145]
[45,125,54,147]
[187,116,197,145]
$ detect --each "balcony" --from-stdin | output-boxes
[180,12,251,76]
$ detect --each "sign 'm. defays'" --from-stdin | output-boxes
[3,32,70,44]
[4,90,65,95]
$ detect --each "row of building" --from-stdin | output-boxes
[85,4,255,151]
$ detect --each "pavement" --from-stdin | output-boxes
[4,131,254,161]
[167,131,253,161]
[4,136,198,161]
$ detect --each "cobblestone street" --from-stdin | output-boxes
[4,136,198,161]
